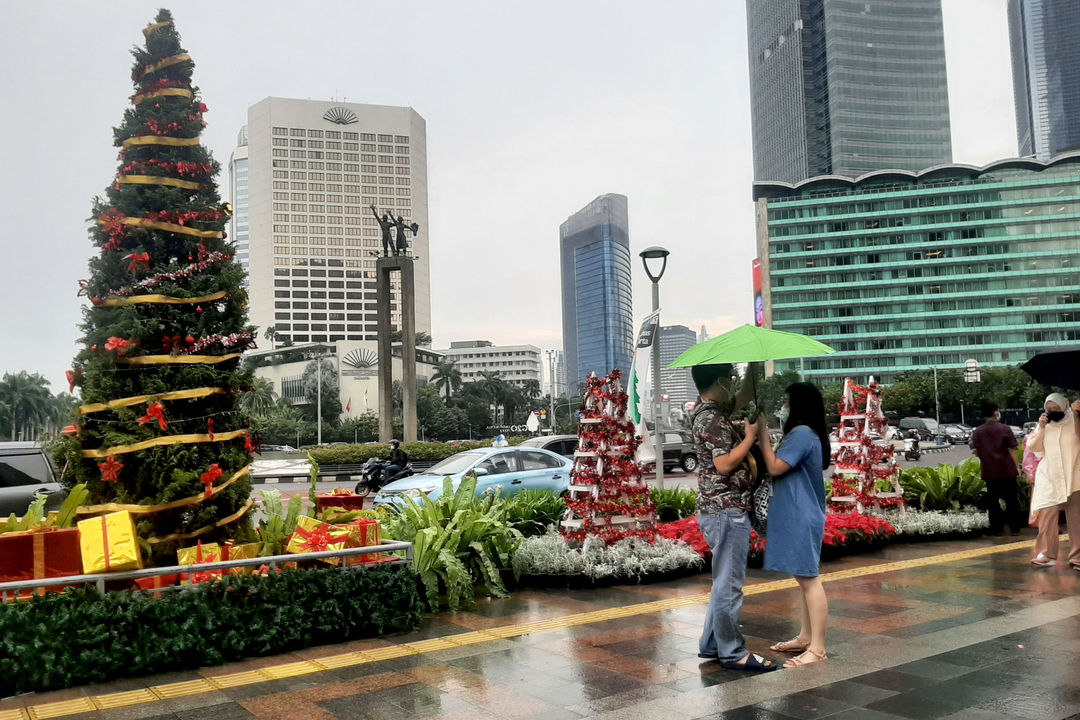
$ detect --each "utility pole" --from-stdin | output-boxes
[932,365,940,425]
[546,349,558,432]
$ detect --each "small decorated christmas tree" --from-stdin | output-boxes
[59,9,257,561]
[829,378,904,512]
[561,371,657,543]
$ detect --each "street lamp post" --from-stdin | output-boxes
[640,246,670,490]
[546,349,558,433]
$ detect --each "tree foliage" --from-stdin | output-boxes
[54,10,255,560]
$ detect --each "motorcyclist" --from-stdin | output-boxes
[384,439,408,484]
[904,429,921,459]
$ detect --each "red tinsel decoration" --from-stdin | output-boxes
[104,251,230,299]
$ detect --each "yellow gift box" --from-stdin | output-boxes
[177,542,221,566]
[222,541,262,561]
[286,516,350,564]
[177,541,221,585]
[344,519,382,566]
[78,511,143,574]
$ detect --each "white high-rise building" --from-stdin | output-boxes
[441,341,542,388]
[232,97,430,346]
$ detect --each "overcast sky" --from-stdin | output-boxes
[0,1,1018,393]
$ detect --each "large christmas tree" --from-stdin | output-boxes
[59,9,257,561]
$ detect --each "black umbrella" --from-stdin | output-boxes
[1020,346,1080,391]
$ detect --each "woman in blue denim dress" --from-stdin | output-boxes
[756,382,831,668]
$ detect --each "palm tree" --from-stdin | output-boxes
[388,330,433,347]
[263,327,278,350]
[0,371,53,441]
[431,361,463,401]
[477,371,505,425]
[238,377,277,418]
[521,379,541,401]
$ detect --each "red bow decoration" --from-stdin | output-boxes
[200,463,223,499]
[161,335,184,352]
[65,369,82,393]
[196,242,210,262]
[124,252,151,273]
[61,424,78,435]
[104,336,132,356]
[245,432,255,453]
[207,418,214,440]
[98,456,124,483]
[77,279,91,297]
[138,402,167,430]
[294,523,334,553]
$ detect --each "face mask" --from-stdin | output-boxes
[778,405,790,424]
[1047,410,1066,423]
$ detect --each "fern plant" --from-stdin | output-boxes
[257,490,304,555]
[380,476,523,611]
[504,489,566,536]
[650,488,697,522]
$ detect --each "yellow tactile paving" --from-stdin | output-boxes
[150,678,217,698]
[11,535,1061,720]
[26,698,96,720]
[92,688,158,709]
[259,660,323,680]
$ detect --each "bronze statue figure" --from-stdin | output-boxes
[371,205,395,257]
[392,215,420,256]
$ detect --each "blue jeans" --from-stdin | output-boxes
[698,508,752,662]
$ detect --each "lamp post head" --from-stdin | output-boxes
[639,246,670,283]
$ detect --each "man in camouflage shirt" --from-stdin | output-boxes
[689,363,776,672]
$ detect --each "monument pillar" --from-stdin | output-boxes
[376,256,418,443]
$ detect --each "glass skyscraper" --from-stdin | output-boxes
[559,195,633,392]
[1008,0,1080,160]
[754,154,1080,386]
[747,0,952,185]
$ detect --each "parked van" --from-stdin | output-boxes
[898,417,939,441]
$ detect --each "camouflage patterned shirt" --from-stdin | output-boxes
[691,400,753,514]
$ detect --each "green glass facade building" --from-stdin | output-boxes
[754,153,1080,385]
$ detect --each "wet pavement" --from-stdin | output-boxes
[3,531,1079,720]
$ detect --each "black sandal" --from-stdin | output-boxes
[720,653,778,672]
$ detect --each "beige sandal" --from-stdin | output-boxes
[769,637,810,653]
[783,649,828,668]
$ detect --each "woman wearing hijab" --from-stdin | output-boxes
[756,383,831,668]
[1025,393,1080,569]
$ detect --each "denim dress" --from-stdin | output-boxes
[763,426,826,578]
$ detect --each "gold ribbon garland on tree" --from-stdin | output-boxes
[80,429,247,459]
[137,52,191,78]
[122,135,201,149]
[145,499,254,544]
[96,215,223,239]
[77,387,228,416]
[117,174,201,190]
[97,290,227,308]
[77,466,250,516]
[132,87,193,106]
[117,353,243,366]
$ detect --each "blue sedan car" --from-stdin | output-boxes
[373,446,572,507]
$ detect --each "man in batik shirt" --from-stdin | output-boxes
[689,363,776,672]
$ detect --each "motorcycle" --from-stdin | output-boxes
[903,433,922,461]
[353,457,415,495]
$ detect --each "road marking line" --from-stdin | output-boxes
[11,536,1061,719]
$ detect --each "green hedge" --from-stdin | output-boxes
[0,565,421,696]
[309,438,528,465]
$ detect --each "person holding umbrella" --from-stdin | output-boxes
[1025,393,1080,569]
[689,363,777,672]
[755,383,831,668]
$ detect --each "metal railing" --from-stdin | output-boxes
[0,541,413,602]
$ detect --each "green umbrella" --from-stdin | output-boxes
[668,324,835,368]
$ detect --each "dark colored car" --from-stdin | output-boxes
[517,434,579,459]
[648,430,698,473]
[940,424,971,445]
[0,442,67,517]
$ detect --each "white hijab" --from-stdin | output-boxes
[1029,392,1080,514]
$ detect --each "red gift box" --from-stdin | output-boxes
[316,493,366,512]
[0,528,82,599]
[134,574,179,595]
